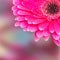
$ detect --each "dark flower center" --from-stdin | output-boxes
[46,3,59,14]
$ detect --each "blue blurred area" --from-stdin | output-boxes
[12,29,33,45]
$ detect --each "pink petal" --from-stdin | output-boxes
[57,18,60,24]
[15,22,20,27]
[22,0,38,10]
[53,39,60,46]
[12,6,17,10]
[12,6,19,15]
[35,30,43,38]
[43,36,49,41]
[25,16,46,24]
[22,0,45,10]
[52,33,60,40]
[13,10,18,15]
[19,21,28,28]
[13,0,21,5]
[21,0,45,17]
[18,10,32,15]
[49,22,54,33]
[15,16,25,21]
[54,21,60,35]
[39,21,49,30]
[17,5,29,11]
[32,19,46,24]
[43,29,50,37]
[26,25,38,32]
[34,31,42,42]
[34,34,40,42]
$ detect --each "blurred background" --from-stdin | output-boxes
[0,0,59,60]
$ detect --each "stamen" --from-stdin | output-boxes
[46,3,59,14]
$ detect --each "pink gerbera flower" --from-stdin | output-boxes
[12,0,60,46]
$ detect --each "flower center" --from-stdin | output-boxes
[46,3,59,15]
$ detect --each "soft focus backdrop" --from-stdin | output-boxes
[0,0,59,60]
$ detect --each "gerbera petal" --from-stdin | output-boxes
[17,5,29,11]
[52,33,60,40]
[49,22,54,33]
[22,0,39,10]
[13,10,18,15]
[35,30,43,38]
[15,16,25,21]
[15,22,20,27]
[12,6,17,11]
[25,16,46,24]
[57,18,60,24]
[13,0,21,5]
[54,21,60,35]
[53,39,60,46]
[12,6,19,15]
[19,21,28,28]
[34,34,40,42]
[39,21,49,30]
[22,0,45,16]
[22,0,37,10]
[18,10,32,15]
[25,25,38,32]
[43,29,50,37]
[43,36,49,41]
